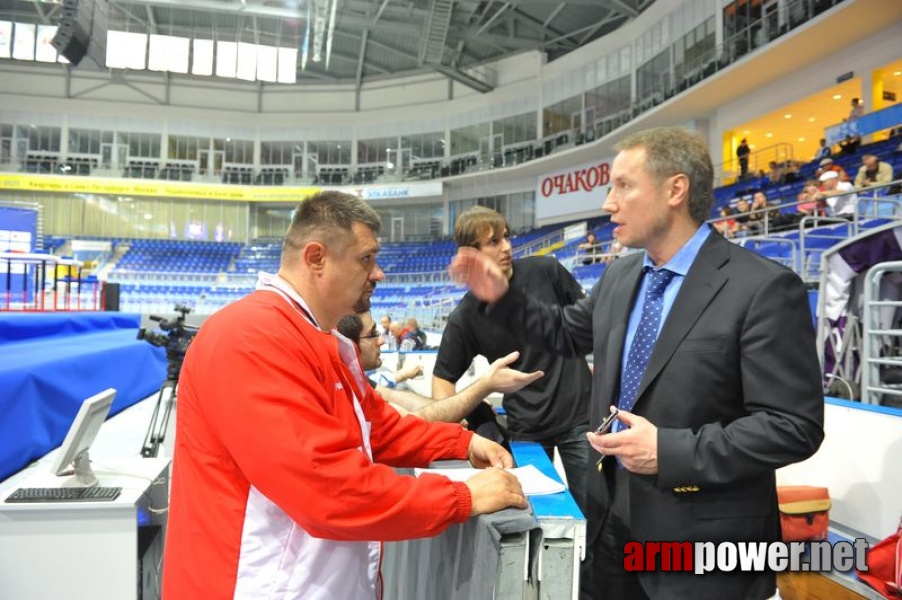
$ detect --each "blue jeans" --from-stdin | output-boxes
[518,422,590,515]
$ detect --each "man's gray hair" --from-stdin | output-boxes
[615,127,714,224]
[282,191,381,260]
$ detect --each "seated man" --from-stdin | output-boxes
[813,138,832,161]
[818,170,858,218]
[400,317,428,350]
[578,232,602,264]
[337,311,543,422]
[839,133,861,156]
[747,191,783,234]
[816,157,849,182]
[854,153,893,189]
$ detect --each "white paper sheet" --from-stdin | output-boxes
[414,464,566,496]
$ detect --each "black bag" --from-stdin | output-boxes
[465,402,510,452]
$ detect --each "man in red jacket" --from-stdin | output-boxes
[162,191,527,599]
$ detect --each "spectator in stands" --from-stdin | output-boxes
[714,206,738,238]
[849,97,865,123]
[448,126,824,600]
[433,206,593,514]
[782,161,801,183]
[747,191,782,234]
[337,311,542,421]
[379,313,392,337]
[839,133,861,156]
[817,157,850,182]
[766,161,784,186]
[579,231,602,264]
[813,138,832,161]
[388,320,404,349]
[796,180,824,219]
[578,231,598,249]
[736,138,751,178]
[818,170,858,218]
[853,153,893,188]
[400,317,428,350]
[163,191,527,598]
[734,197,752,235]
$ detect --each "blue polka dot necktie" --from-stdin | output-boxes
[613,268,675,433]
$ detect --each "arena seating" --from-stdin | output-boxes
[113,239,242,274]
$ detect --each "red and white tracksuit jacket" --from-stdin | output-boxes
[162,280,473,599]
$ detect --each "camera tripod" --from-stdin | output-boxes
[138,304,197,458]
[141,364,180,458]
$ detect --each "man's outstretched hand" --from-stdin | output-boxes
[449,247,510,303]
[485,351,544,394]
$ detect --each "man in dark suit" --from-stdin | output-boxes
[449,126,824,599]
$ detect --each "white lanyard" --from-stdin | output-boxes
[256,271,319,328]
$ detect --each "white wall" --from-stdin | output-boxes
[777,400,902,540]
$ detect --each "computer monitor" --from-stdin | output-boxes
[49,388,116,487]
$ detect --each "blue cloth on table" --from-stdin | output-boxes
[0,312,167,481]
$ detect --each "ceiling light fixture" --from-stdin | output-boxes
[833,94,842,100]
[301,0,340,68]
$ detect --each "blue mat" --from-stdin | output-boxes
[0,312,167,480]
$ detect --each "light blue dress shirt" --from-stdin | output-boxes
[618,225,713,389]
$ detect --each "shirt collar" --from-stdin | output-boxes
[641,224,712,276]
[256,270,321,329]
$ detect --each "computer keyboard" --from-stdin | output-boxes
[4,486,122,503]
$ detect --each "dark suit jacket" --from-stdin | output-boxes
[488,231,824,599]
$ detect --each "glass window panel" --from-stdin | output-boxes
[216,41,238,78]
[225,139,253,163]
[192,39,214,76]
[450,123,488,156]
[0,21,11,59]
[543,98,580,137]
[106,31,148,69]
[277,47,297,84]
[13,23,35,61]
[236,42,256,81]
[35,25,58,62]
[257,45,277,82]
[148,34,189,73]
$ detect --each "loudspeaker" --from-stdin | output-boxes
[52,0,91,65]
[102,282,120,312]
[52,21,90,65]
[51,0,107,66]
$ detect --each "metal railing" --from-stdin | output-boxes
[715,143,796,188]
[733,236,798,273]
[861,261,902,406]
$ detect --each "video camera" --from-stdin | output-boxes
[137,303,199,380]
